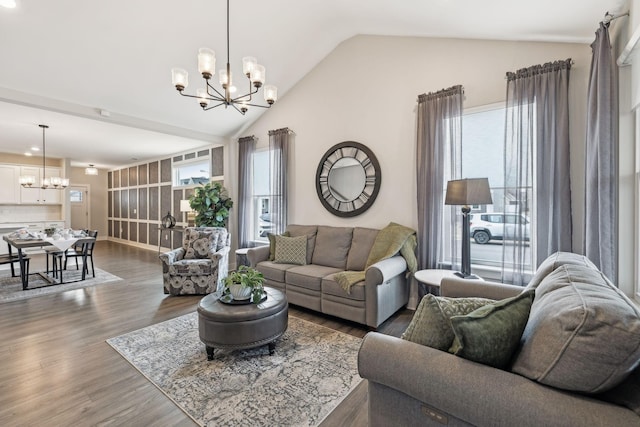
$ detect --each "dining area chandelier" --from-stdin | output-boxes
[19,124,70,190]
[171,0,277,115]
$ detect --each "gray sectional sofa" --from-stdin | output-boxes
[358,252,640,426]
[246,224,410,328]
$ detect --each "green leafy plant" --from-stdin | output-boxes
[188,182,233,227]
[223,265,265,304]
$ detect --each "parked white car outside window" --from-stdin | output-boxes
[469,213,530,244]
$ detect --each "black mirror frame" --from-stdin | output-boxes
[315,141,381,217]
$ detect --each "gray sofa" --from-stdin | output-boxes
[246,224,410,328]
[359,252,640,426]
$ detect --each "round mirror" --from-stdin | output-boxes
[328,158,366,202]
[315,141,381,217]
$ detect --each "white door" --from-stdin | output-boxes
[70,185,90,230]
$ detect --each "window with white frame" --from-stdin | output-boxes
[442,104,534,276]
[252,150,271,242]
[173,159,210,187]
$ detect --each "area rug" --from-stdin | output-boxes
[107,312,363,427]
[0,268,122,303]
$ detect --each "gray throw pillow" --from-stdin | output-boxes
[273,235,307,265]
[401,294,495,351]
[449,289,535,369]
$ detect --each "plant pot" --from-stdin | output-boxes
[229,284,251,300]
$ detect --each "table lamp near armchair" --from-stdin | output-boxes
[444,178,492,278]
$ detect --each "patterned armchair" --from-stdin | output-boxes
[159,227,230,295]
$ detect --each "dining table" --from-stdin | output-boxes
[2,235,96,290]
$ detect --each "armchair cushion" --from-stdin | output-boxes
[169,259,215,276]
[401,294,495,351]
[182,229,216,259]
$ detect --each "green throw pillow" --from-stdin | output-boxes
[273,235,307,265]
[401,294,495,351]
[268,231,290,261]
[449,289,535,369]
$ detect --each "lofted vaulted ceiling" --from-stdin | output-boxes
[0,0,628,169]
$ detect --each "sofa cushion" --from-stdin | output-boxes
[449,289,535,369]
[512,265,640,393]
[598,368,640,416]
[256,261,296,283]
[322,273,366,301]
[182,229,215,259]
[273,235,307,265]
[286,264,343,291]
[346,227,379,271]
[526,251,598,290]
[286,225,318,264]
[401,294,496,351]
[268,231,290,261]
[312,226,353,269]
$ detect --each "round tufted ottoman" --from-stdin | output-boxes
[197,286,288,360]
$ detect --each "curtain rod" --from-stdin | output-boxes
[603,11,629,25]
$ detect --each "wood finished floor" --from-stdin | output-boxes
[0,241,412,427]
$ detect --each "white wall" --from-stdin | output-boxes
[234,35,591,238]
[230,35,616,278]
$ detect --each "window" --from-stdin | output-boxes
[69,190,83,203]
[445,104,534,275]
[173,159,210,187]
[252,150,271,242]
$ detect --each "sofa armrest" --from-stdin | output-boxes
[158,247,185,266]
[247,245,270,267]
[365,256,407,286]
[440,276,522,300]
[358,333,636,427]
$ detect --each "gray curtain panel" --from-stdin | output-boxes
[269,128,291,235]
[416,85,463,275]
[504,59,573,286]
[237,135,256,249]
[584,23,619,283]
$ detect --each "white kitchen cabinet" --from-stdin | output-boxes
[0,165,19,204]
[19,166,62,204]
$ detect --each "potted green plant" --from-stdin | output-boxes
[223,265,265,303]
[188,182,233,227]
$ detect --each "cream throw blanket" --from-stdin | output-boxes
[335,222,418,293]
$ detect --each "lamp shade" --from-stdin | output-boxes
[180,200,192,212]
[445,178,492,206]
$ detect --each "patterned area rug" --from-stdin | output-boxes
[107,312,363,427]
[0,268,122,303]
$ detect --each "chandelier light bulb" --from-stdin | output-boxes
[0,0,16,9]
[171,68,189,91]
[197,48,216,79]
[242,57,257,77]
[197,88,210,108]
[264,85,278,104]
[219,69,231,88]
[250,64,265,88]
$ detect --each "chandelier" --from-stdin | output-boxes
[171,0,277,115]
[19,124,70,190]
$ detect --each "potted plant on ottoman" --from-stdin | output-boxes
[223,265,265,303]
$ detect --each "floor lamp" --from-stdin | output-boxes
[445,178,493,279]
